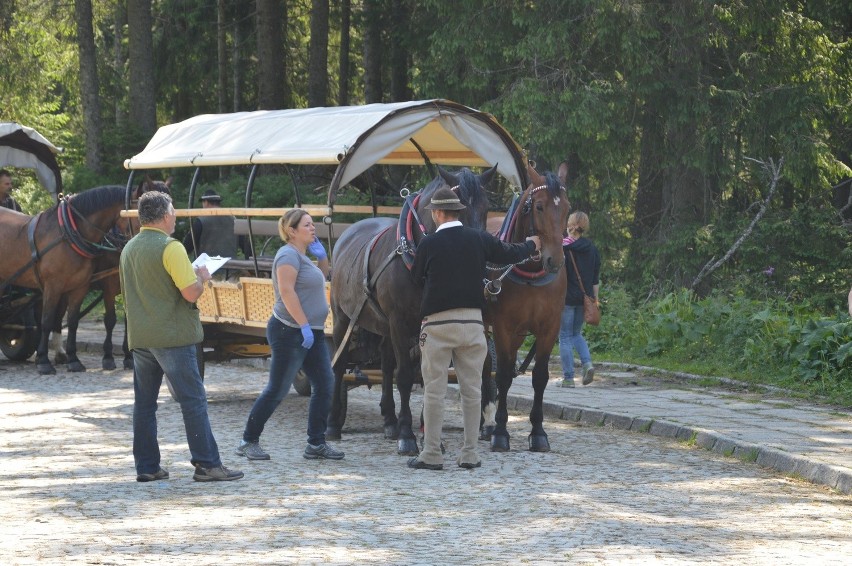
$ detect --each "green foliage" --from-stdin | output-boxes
[791,319,852,385]
[588,285,852,403]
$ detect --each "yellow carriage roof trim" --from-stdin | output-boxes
[123,99,526,191]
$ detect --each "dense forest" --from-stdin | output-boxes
[2,0,851,311]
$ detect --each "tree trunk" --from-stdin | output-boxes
[362,0,383,103]
[256,0,288,110]
[388,0,409,102]
[126,0,157,137]
[217,0,227,113]
[112,1,126,128]
[338,0,350,106]
[632,102,666,242]
[308,0,329,107]
[75,0,102,173]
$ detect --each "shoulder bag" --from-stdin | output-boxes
[568,250,600,326]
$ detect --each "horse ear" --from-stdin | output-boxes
[526,163,545,187]
[438,166,459,187]
[558,162,569,186]
[479,164,498,188]
[164,176,173,188]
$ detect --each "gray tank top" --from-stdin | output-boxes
[271,244,328,329]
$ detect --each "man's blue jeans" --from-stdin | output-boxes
[243,317,334,446]
[558,304,592,379]
[132,345,222,474]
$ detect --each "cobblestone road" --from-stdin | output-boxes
[1,353,851,565]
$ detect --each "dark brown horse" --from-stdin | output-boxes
[484,163,570,452]
[326,166,495,454]
[0,185,129,374]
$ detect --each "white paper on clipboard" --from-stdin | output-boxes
[192,253,231,275]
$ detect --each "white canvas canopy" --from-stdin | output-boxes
[0,123,63,198]
[124,100,528,199]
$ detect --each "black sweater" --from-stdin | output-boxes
[411,225,535,319]
[564,237,600,306]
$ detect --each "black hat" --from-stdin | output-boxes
[425,187,466,210]
[200,189,223,202]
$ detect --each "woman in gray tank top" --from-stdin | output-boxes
[236,209,345,461]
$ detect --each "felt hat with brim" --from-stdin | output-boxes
[200,189,223,202]
[425,187,466,210]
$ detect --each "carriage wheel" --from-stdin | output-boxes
[293,370,311,396]
[0,307,39,362]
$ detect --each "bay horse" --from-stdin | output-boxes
[326,166,495,455]
[484,163,570,452]
[0,185,129,374]
[49,178,171,370]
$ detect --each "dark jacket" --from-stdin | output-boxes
[564,237,600,306]
[411,225,535,319]
[1,195,22,212]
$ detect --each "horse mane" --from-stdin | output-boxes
[136,178,172,198]
[543,171,563,199]
[454,168,486,209]
[49,185,126,216]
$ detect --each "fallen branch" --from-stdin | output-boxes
[691,157,783,290]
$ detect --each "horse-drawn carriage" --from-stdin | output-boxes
[123,100,569,454]
[0,123,64,363]
[122,100,528,373]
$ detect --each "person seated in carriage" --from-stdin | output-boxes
[181,188,251,261]
[0,169,23,212]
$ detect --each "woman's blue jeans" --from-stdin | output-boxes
[243,317,334,446]
[132,345,221,474]
[558,304,592,379]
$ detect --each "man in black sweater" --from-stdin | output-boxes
[408,187,540,470]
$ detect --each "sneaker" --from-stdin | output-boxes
[193,464,244,482]
[407,457,443,470]
[303,443,345,460]
[560,378,575,388]
[136,467,169,482]
[582,363,595,385]
[236,440,270,461]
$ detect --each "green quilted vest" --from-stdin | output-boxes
[120,229,203,350]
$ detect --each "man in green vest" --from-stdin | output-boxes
[120,191,243,483]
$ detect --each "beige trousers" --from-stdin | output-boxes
[418,308,487,466]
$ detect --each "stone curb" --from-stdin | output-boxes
[446,386,852,496]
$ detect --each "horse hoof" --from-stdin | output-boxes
[123,359,134,370]
[397,438,419,456]
[384,424,399,440]
[528,434,551,453]
[325,427,342,441]
[37,363,56,375]
[479,425,495,441]
[54,352,68,364]
[490,435,510,452]
[102,359,117,371]
[68,361,86,372]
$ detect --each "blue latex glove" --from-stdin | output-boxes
[307,237,327,260]
[300,323,315,349]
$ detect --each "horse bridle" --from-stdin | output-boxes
[58,195,128,258]
[482,183,566,296]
